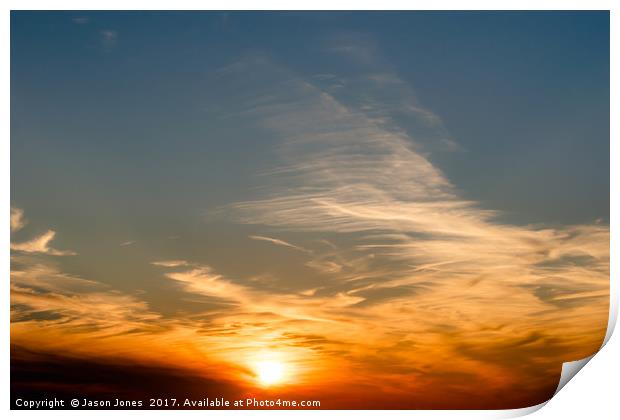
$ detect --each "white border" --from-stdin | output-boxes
[2,2,617,419]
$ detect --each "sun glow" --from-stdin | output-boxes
[254,360,286,386]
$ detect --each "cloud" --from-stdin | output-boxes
[10,209,75,256]
[11,207,26,232]
[100,30,118,48]
[325,32,378,64]
[210,54,608,401]
[249,235,311,253]
[72,16,89,25]
[11,230,76,256]
[120,240,136,247]
[10,257,163,348]
[223,56,608,298]
[151,260,189,268]
[161,265,249,305]
[155,261,363,315]
[11,254,253,386]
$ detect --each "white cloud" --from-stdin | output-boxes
[100,30,118,48]
[11,230,76,256]
[11,207,26,232]
[72,16,89,25]
[151,260,189,268]
[249,235,311,253]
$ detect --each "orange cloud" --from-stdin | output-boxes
[11,230,76,256]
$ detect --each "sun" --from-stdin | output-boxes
[254,360,286,387]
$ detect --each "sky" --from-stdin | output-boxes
[10,11,609,409]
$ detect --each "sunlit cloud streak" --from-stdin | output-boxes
[11,256,250,382]
[249,235,311,253]
[153,260,366,316]
[11,229,76,256]
[151,260,188,268]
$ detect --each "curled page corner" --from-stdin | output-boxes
[554,355,595,396]
[499,401,548,418]
[505,355,598,418]
[602,285,618,347]
[551,289,617,398]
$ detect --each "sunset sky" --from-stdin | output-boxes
[11,11,609,409]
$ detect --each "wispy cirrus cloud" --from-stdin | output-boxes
[10,253,166,360]
[11,229,76,256]
[249,235,311,253]
[151,260,189,268]
[210,52,609,400]
[11,208,75,256]
[224,54,608,304]
[154,260,364,314]
[11,262,159,332]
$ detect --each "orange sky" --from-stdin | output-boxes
[10,204,609,408]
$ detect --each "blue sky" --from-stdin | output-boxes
[12,11,609,229]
